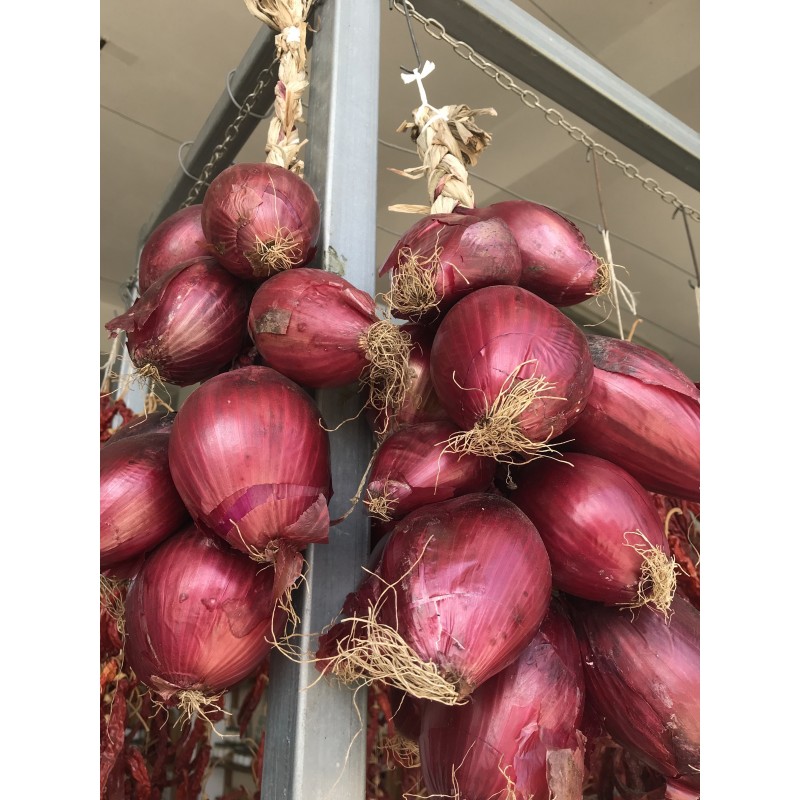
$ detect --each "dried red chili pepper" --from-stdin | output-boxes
[101,678,129,796]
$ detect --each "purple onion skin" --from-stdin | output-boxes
[431,285,594,445]
[367,322,451,436]
[420,605,585,800]
[125,526,291,702]
[201,163,320,281]
[567,335,700,502]
[570,593,700,782]
[377,493,553,697]
[510,453,670,605]
[379,213,522,323]
[105,258,252,387]
[138,205,210,294]
[100,432,190,571]
[365,421,496,520]
[248,267,376,388]
[458,201,603,307]
[168,366,332,557]
[103,410,176,446]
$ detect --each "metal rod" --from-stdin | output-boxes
[136,25,279,248]
[261,0,380,797]
[410,0,700,189]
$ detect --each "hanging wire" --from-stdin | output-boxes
[396,0,424,73]
[177,141,204,183]
[676,206,701,326]
[590,149,636,340]
[226,70,271,119]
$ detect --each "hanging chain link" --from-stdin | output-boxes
[390,1,699,223]
[179,57,279,208]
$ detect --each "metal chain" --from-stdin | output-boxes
[391,0,699,223]
[179,57,279,208]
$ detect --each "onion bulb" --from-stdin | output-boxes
[430,285,593,462]
[364,420,496,521]
[379,213,521,323]
[201,163,320,281]
[457,200,607,306]
[167,365,331,568]
[124,526,295,717]
[101,431,189,571]
[419,603,585,800]
[511,453,678,615]
[105,258,251,387]
[569,593,700,784]
[248,268,412,429]
[567,334,700,501]
[138,205,210,294]
[316,493,552,705]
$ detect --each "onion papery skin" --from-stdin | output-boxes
[379,213,521,323]
[125,526,292,703]
[567,335,700,501]
[201,163,320,281]
[168,365,332,560]
[458,200,603,306]
[510,453,671,606]
[138,205,210,294]
[430,285,594,454]
[248,267,377,388]
[419,606,585,800]
[103,410,176,446]
[328,493,552,700]
[365,421,496,521]
[105,258,252,387]
[367,322,450,437]
[101,431,190,570]
[569,593,700,782]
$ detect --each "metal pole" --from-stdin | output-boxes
[411,0,700,189]
[137,26,280,247]
[261,0,380,797]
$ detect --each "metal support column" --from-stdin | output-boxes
[261,1,380,797]
[412,0,700,189]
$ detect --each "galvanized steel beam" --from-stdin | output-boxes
[261,0,380,797]
[411,0,700,189]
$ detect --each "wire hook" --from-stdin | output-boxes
[226,70,270,119]
[395,0,424,74]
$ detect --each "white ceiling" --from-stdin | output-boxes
[100,0,699,379]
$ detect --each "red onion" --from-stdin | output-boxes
[567,334,700,501]
[201,163,320,281]
[378,213,521,323]
[100,431,189,571]
[367,322,450,437]
[138,205,210,294]
[511,453,678,614]
[419,604,585,800]
[364,421,496,521]
[248,268,412,427]
[167,365,331,568]
[317,493,552,704]
[105,258,251,386]
[458,200,606,306]
[124,525,295,715]
[569,593,700,784]
[430,285,593,462]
